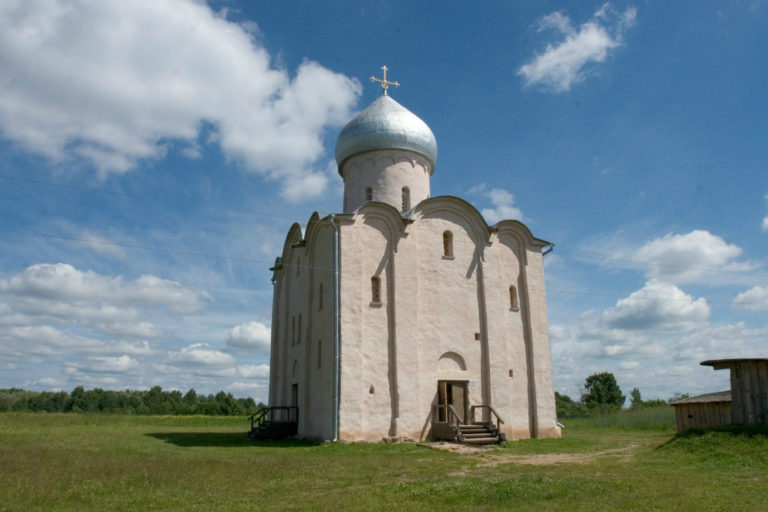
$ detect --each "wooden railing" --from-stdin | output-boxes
[432,403,464,427]
[248,406,299,432]
[469,405,504,432]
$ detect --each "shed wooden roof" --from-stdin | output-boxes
[701,358,768,370]
[670,390,731,406]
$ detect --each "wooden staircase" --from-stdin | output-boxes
[431,403,506,445]
[248,406,298,440]
[456,423,505,445]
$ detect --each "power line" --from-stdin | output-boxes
[1,228,273,265]
[0,173,295,222]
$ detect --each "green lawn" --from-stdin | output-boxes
[1,410,766,511]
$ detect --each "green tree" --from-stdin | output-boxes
[581,372,625,409]
[554,392,588,418]
[630,387,642,408]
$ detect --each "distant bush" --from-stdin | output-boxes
[555,392,590,418]
[0,386,263,416]
[584,404,675,431]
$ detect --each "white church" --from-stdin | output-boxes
[261,68,560,443]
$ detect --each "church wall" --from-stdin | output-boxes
[483,233,533,439]
[399,210,486,439]
[270,221,338,441]
[337,212,399,441]
[522,245,560,438]
[341,150,431,213]
[303,224,336,440]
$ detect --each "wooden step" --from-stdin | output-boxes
[462,436,500,445]
[461,432,494,439]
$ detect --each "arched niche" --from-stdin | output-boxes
[438,351,467,372]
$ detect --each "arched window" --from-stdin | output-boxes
[401,187,410,211]
[317,340,322,369]
[365,187,373,202]
[509,285,519,310]
[371,276,381,304]
[443,231,454,258]
[318,283,324,310]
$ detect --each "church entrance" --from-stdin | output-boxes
[437,380,468,424]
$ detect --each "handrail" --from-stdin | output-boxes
[469,404,504,432]
[432,403,464,427]
[248,406,299,432]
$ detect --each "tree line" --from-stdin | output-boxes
[0,386,264,415]
[556,372,672,418]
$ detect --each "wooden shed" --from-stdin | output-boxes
[701,358,768,425]
[670,390,731,433]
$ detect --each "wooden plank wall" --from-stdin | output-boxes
[730,361,768,425]
[674,402,732,433]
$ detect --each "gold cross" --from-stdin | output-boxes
[370,65,399,95]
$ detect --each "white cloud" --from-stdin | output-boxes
[0,0,361,201]
[0,262,214,384]
[518,3,636,92]
[551,314,766,401]
[225,321,271,354]
[74,231,127,259]
[601,279,709,332]
[69,355,140,373]
[1,263,211,316]
[761,194,768,231]
[237,364,270,379]
[168,343,236,367]
[481,188,524,224]
[466,183,487,195]
[634,230,743,284]
[733,286,768,311]
[0,324,156,362]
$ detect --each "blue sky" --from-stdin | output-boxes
[1,0,767,402]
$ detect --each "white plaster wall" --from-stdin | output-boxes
[303,224,336,440]
[483,232,532,439]
[337,211,398,441]
[407,211,486,438]
[341,150,431,213]
[523,245,560,438]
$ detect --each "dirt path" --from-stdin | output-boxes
[476,443,639,467]
[424,440,645,467]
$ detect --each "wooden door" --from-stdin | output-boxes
[437,380,468,423]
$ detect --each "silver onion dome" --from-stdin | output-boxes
[335,95,437,173]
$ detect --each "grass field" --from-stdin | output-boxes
[1,408,766,511]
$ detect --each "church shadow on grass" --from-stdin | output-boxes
[147,432,321,448]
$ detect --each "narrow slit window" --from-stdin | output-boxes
[443,231,454,258]
[365,187,373,202]
[371,276,381,304]
[509,285,519,310]
[298,313,302,344]
[291,316,296,346]
[317,340,322,369]
[318,283,324,310]
[401,187,410,211]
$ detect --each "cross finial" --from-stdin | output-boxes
[370,65,400,95]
